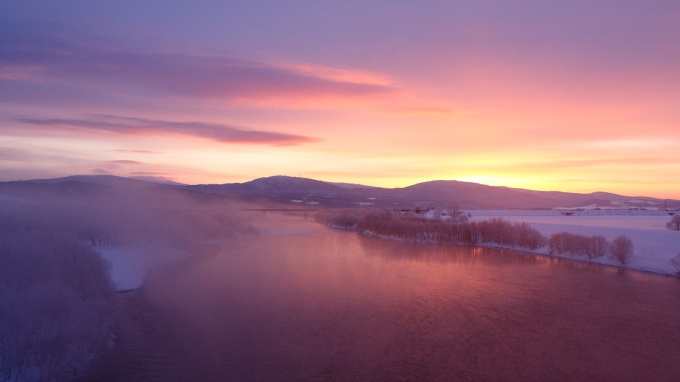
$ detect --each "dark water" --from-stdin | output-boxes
[109,215,680,381]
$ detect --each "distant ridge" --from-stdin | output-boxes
[245,175,346,194]
[1,174,678,210]
[184,176,679,210]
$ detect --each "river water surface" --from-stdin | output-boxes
[108,214,680,381]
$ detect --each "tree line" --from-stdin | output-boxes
[0,187,256,381]
[315,209,546,249]
[315,209,636,265]
[0,206,116,381]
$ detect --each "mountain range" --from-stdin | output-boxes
[1,174,677,210]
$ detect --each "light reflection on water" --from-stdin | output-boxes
[112,215,680,381]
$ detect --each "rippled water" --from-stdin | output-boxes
[108,215,680,381]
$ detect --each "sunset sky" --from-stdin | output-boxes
[1,1,679,198]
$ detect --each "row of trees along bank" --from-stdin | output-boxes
[314,209,636,265]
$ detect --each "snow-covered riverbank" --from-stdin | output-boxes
[351,209,679,276]
[97,243,190,291]
[469,210,679,276]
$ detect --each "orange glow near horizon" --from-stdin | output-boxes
[2,2,679,199]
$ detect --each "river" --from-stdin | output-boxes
[102,214,680,381]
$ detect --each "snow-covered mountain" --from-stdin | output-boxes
[186,176,678,209]
[1,175,677,210]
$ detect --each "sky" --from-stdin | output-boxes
[1,1,679,198]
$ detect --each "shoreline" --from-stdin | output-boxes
[474,240,680,279]
[350,227,680,279]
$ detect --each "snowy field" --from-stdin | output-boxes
[467,210,680,276]
[97,243,189,291]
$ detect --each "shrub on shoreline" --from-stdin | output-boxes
[316,209,651,269]
[548,232,609,259]
[315,209,547,250]
[609,235,634,265]
[666,215,680,231]
[670,253,680,275]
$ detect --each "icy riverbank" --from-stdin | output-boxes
[97,243,190,291]
[467,210,679,276]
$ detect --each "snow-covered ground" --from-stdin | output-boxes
[467,210,680,276]
[97,243,189,291]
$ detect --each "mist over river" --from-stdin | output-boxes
[103,214,680,381]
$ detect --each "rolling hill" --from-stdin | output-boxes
[1,175,677,210]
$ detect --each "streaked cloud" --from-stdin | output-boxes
[499,157,679,171]
[0,27,396,104]
[129,171,170,176]
[0,147,31,161]
[584,139,676,150]
[91,168,112,175]
[113,149,160,154]
[102,160,144,170]
[12,115,317,145]
[386,106,457,117]
[106,160,143,165]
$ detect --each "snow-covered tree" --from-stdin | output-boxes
[666,215,680,231]
[609,235,634,265]
[670,253,680,275]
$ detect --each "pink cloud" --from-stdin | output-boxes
[13,114,317,146]
[106,160,143,165]
[113,149,160,154]
[0,31,396,104]
[91,168,111,175]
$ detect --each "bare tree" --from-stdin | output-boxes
[609,235,634,265]
[589,235,609,259]
[670,253,680,275]
[446,202,460,219]
[666,215,680,231]
[443,202,469,223]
